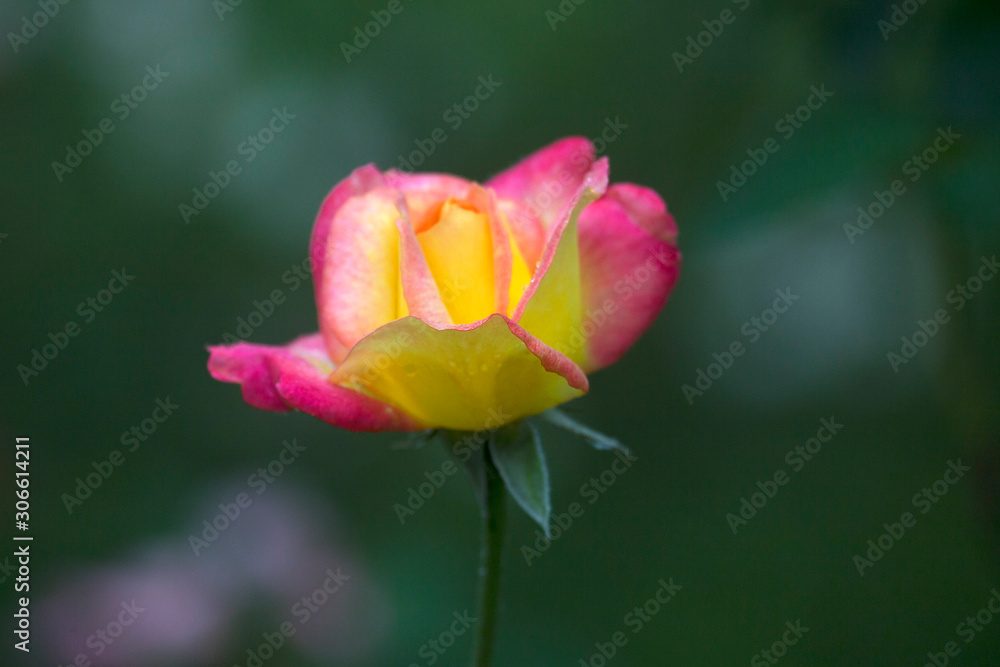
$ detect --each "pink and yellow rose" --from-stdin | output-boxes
[208,137,680,431]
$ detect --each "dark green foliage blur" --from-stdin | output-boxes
[2,0,998,665]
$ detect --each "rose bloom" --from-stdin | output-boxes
[208,138,679,432]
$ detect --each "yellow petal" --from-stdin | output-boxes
[417,199,495,324]
[329,315,587,431]
[513,188,601,367]
[506,227,533,316]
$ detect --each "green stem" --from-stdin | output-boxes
[472,445,506,667]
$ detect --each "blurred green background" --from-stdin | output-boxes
[3,0,999,665]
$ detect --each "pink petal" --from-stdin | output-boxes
[308,166,386,362]
[207,334,424,432]
[577,185,681,372]
[487,137,596,236]
[318,187,405,361]
[309,165,386,295]
[604,183,678,243]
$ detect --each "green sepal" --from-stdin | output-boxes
[541,408,631,456]
[488,422,551,536]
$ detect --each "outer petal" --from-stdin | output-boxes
[603,183,678,243]
[330,315,588,431]
[309,165,386,295]
[512,158,609,367]
[576,184,681,372]
[486,137,595,236]
[319,187,405,361]
[207,334,424,432]
[308,165,386,362]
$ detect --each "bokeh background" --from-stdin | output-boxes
[3,0,999,665]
